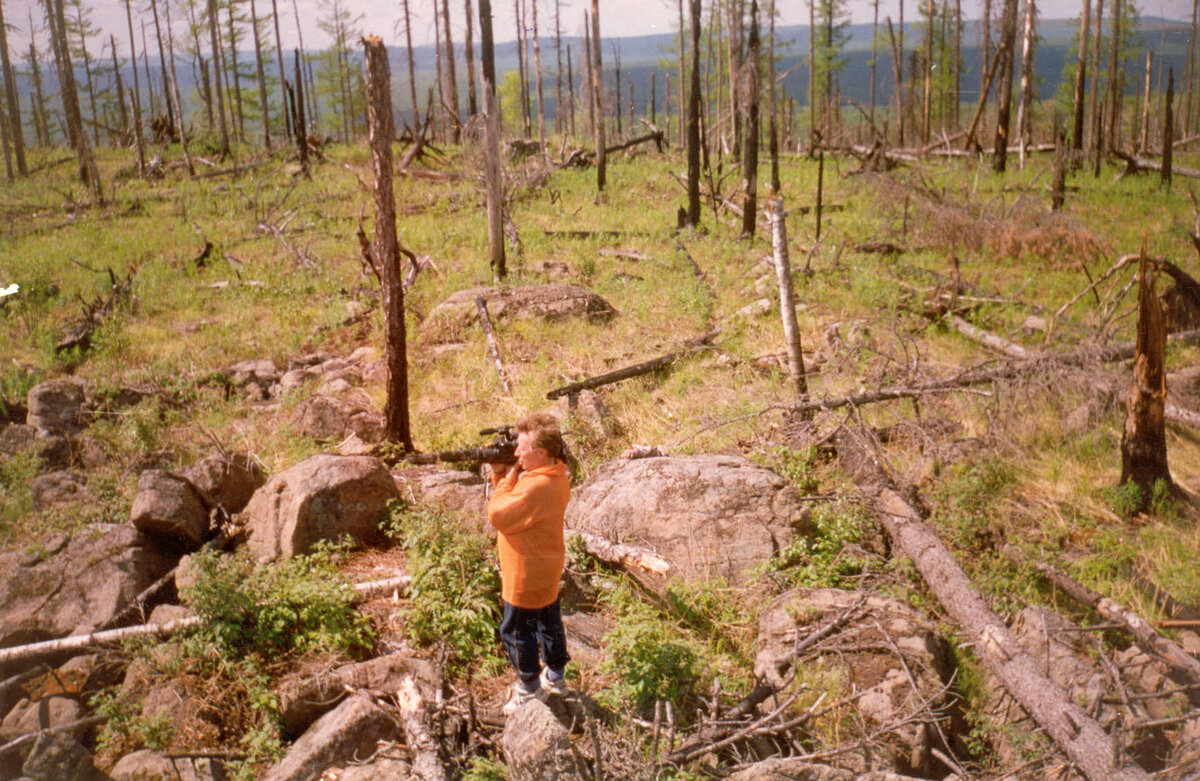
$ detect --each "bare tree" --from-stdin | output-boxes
[141,21,157,118]
[532,0,546,154]
[554,0,563,133]
[1087,0,1104,169]
[362,34,413,451]
[45,0,100,198]
[1014,0,1036,158]
[464,0,478,118]
[591,0,605,191]
[27,11,50,146]
[479,0,505,279]
[0,0,26,174]
[991,0,1018,172]
[1071,0,1091,150]
[441,0,460,142]
[770,0,780,190]
[515,0,529,136]
[686,0,701,225]
[149,0,174,131]
[206,0,231,156]
[400,0,419,131]
[1104,0,1122,152]
[249,0,271,148]
[109,35,129,136]
[567,43,575,136]
[741,0,760,238]
[163,0,194,175]
[1120,252,1171,510]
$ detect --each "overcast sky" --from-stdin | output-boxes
[2,0,1194,61]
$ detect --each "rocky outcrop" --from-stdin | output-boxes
[180,452,265,515]
[293,395,385,443]
[501,698,583,781]
[0,695,85,743]
[242,454,399,560]
[224,359,279,399]
[425,284,617,341]
[30,471,91,511]
[393,466,486,518]
[109,749,224,781]
[755,589,951,776]
[566,455,813,585]
[262,694,398,781]
[20,731,105,781]
[129,470,213,551]
[26,379,88,437]
[0,525,170,649]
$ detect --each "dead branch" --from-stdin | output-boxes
[836,426,1151,781]
[474,296,511,395]
[55,266,136,355]
[546,329,721,400]
[395,675,446,781]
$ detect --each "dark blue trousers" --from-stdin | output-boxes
[499,598,570,687]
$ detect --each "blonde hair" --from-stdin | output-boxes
[516,411,564,460]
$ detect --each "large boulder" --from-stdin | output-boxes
[278,654,435,738]
[180,452,265,515]
[109,749,226,781]
[293,395,385,443]
[501,698,583,781]
[262,694,398,781]
[754,589,951,776]
[393,466,486,518]
[21,730,105,781]
[0,695,85,742]
[425,284,617,341]
[242,454,400,561]
[224,359,279,399]
[565,455,813,585]
[30,471,91,511]
[0,525,170,650]
[27,378,88,437]
[725,760,926,781]
[129,470,213,551]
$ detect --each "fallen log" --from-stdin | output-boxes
[1008,550,1200,687]
[540,229,647,239]
[396,675,445,781]
[836,427,1151,781]
[567,530,671,575]
[605,130,665,155]
[474,296,511,395]
[0,575,411,669]
[546,329,721,400]
[1116,151,1200,180]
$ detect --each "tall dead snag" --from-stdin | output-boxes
[363,35,413,451]
[836,428,1152,781]
[1120,251,1171,509]
[0,0,26,176]
[1163,68,1175,193]
[684,0,701,227]
[479,0,505,280]
[45,0,100,200]
[770,198,807,406]
[590,0,606,192]
[1071,0,1091,151]
[1052,125,1067,211]
[740,0,760,238]
[991,0,1019,173]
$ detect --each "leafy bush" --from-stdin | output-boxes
[930,459,1014,553]
[90,689,174,758]
[386,503,503,675]
[760,499,872,589]
[0,448,41,542]
[180,542,375,658]
[600,584,705,718]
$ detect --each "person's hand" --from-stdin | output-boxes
[490,461,508,476]
[505,462,522,481]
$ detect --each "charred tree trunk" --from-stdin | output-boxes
[532,0,546,156]
[28,19,50,146]
[769,0,780,192]
[567,45,575,137]
[149,0,175,132]
[1071,0,1091,151]
[591,0,606,192]
[441,0,460,143]
[363,35,413,451]
[110,36,129,136]
[923,0,933,144]
[293,49,309,176]
[1088,0,1104,171]
[1105,0,1122,151]
[1163,68,1175,191]
[46,0,100,199]
[270,0,289,140]
[400,0,418,132]
[457,0,474,121]
[1052,125,1067,210]
[479,0,505,280]
[678,0,686,145]
[741,0,760,238]
[249,0,271,149]
[992,0,1018,172]
[206,0,230,156]
[164,0,194,175]
[583,13,593,139]
[0,0,26,175]
[1120,251,1172,509]
[685,0,701,226]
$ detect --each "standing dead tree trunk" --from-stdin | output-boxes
[685,0,702,226]
[206,0,230,157]
[992,0,1019,172]
[269,0,289,140]
[1120,250,1172,509]
[163,0,194,175]
[770,198,807,404]
[836,428,1152,781]
[741,0,760,238]
[0,0,26,175]
[532,0,547,158]
[1071,0,1091,151]
[1163,68,1175,192]
[363,35,413,452]
[46,0,101,200]
[464,0,478,119]
[441,0,461,143]
[479,0,505,280]
[590,0,606,192]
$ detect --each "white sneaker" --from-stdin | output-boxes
[539,667,567,695]
[502,681,546,716]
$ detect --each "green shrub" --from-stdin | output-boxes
[0,448,41,542]
[90,689,174,757]
[462,755,509,781]
[386,503,503,675]
[760,499,872,589]
[930,459,1014,553]
[600,584,705,718]
[180,542,375,658]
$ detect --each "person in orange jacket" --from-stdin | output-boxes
[487,412,572,714]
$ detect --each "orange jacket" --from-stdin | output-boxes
[487,461,571,609]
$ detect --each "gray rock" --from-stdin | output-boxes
[0,696,85,743]
[501,698,583,781]
[225,359,278,399]
[30,471,90,511]
[109,749,226,781]
[425,284,617,341]
[180,453,265,514]
[393,466,486,518]
[129,470,212,552]
[293,395,385,443]
[26,379,88,437]
[0,423,37,455]
[242,454,400,560]
[566,455,813,585]
[21,731,104,781]
[725,760,926,781]
[278,654,435,738]
[262,694,398,781]
[335,756,411,781]
[0,524,169,647]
